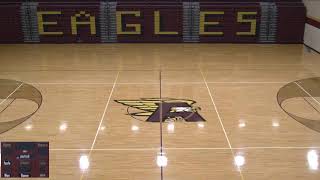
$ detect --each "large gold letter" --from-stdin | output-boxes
[116,11,141,35]
[200,11,224,35]
[236,12,257,36]
[71,11,96,35]
[37,11,63,35]
[154,11,178,35]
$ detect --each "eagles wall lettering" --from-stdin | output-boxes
[0,0,306,43]
[37,10,257,36]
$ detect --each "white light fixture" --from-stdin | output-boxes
[24,124,33,131]
[167,123,175,133]
[59,122,68,132]
[79,155,90,171]
[157,155,168,167]
[272,118,280,127]
[234,155,245,167]
[100,126,106,131]
[197,122,205,128]
[308,150,319,170]
[272,121,280,127]
[131,125,139,132]
[238,121,246,128]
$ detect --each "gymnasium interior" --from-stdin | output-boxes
[0,0,320,179]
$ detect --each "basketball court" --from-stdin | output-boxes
[0,44,320,179]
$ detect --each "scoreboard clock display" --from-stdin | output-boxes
[1,142,49,178]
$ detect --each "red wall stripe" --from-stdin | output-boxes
[307,17,320,29]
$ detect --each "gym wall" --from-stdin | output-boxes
[303,0,320,52]
[0,0,306,43]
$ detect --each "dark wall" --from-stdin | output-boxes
[0,0,306,43]
[0,3,23,43]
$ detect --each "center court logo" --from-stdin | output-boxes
[115,98,205,122]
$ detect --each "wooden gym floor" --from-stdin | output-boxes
[0,44,320,179]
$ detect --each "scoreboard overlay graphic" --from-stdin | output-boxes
[0,0,306,43]
[1,142,49,178]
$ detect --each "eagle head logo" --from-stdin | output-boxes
[115,98,205,122]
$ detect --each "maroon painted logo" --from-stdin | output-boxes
[115,98,205,122]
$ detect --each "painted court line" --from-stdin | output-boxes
[200,71,233,149]
[166,147,320,150]
[49,146,320,151]
[0,83,23,106]
[295,82,320,106]
[207,81,288,84]
[28,82,115,85]
[27,81,288,85]
[89,71,120,152]
[50,148,159,151]
[166,146,320,150]
[0,99,16,114]
[200,69,245,180]
[0,63,315,73]
[79,71,119,180]
[303,97,320,114]
[233,146,320,150]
